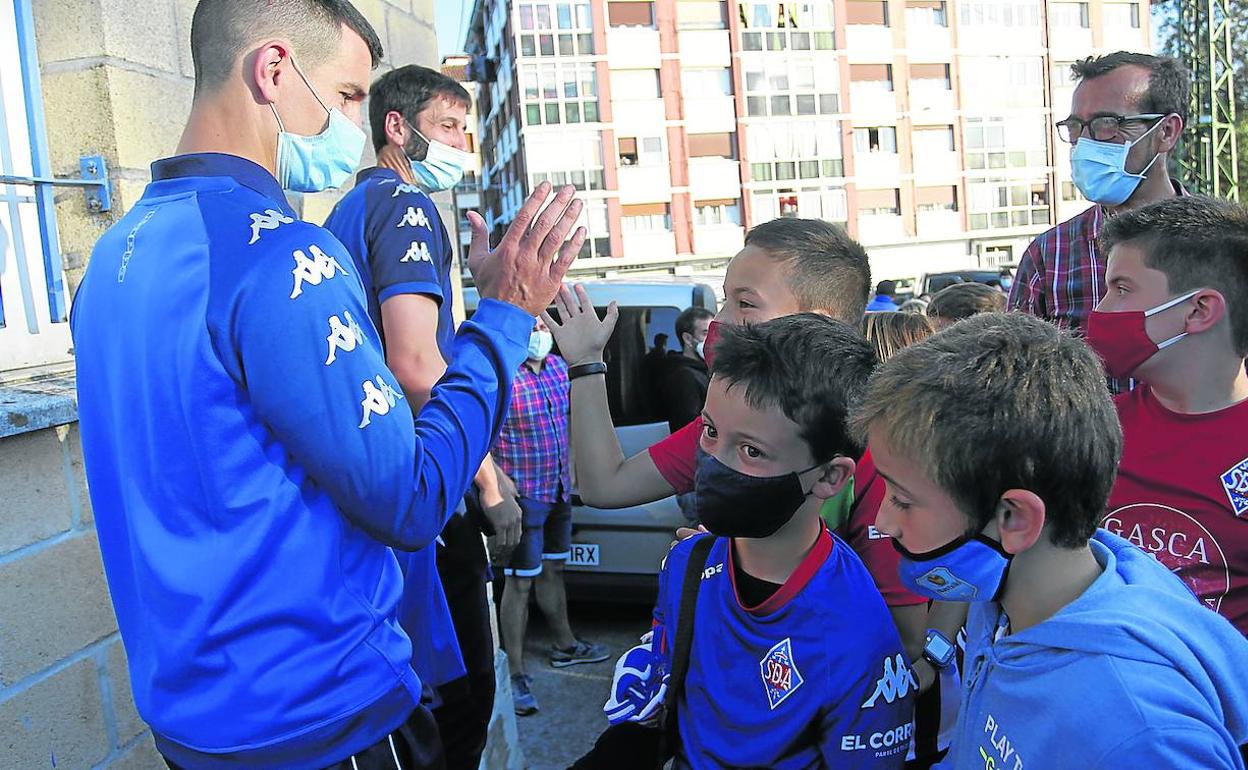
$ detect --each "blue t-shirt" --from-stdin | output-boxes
[70,152,530,769]
[656,529,914,769]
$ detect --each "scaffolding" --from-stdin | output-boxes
[1174,0,1239,200]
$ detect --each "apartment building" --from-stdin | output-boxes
[441,54,485,259]
[460,0,1151,280]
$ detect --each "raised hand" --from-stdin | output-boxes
[467,183,586,316]
[544,283,619,366]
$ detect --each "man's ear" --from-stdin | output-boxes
[251,40,293,105]
[995,489,1046,555]
[1183,288,1227,336]
[1155,114,1184,154]
[811,456,856,501]
[384,109,410,150]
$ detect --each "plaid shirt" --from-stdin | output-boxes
[492,355,571,504]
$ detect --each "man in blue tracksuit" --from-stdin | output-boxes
[69,1,584,768]
[323,65,519,769]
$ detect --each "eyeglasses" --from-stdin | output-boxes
[1055,114,1165,144]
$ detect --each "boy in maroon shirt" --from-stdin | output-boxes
[1088,194,1248,635]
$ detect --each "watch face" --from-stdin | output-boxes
[927,634,955,663]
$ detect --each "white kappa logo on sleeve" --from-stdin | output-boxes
[358,376,405,428]
[861,654,917,709]
[248,209,294,245]
[401,241,432,263]
[289,245,348,299]
[324,310,364,365]
[392,182,422,197]
[397,206,432,230]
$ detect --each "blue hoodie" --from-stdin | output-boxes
[940,530,1248,770]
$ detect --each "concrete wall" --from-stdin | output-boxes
[0,2,475,769]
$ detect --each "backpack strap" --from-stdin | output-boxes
[656,534,717,769]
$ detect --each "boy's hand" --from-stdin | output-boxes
[468,183,586,316]
[670,525,709,551]
[545,284,618,366]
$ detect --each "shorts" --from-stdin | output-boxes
[503,497,572,578]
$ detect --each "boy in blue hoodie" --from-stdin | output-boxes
[852,312,1248,770]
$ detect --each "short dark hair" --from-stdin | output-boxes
[368,65,473,151]
[1070,52,1191,123]
[851,313,1122,548]
[875,280,896,296]
[190,0,383,96]
[653,333,669,347]
[744,219,872,325]
[712,314,878,462]
[675,306,715,345]
[861,311,934,363]
[927,282,1005,322]
[1099,194,1248,357]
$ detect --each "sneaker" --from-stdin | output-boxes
[511,674,539,716]
[549,639,610,668]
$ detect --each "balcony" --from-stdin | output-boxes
[622,230,678,259]
[912,151,959,184]
[916,209,962,238]
[693,225,745,256]
[684,97,737,134]
[612,98,667,135]
[854,152,901,185]
[849,85,897,118]
[1048,26,1092,57]
[958,25,1042,52]
[846,25,893,58]
[618,165,673,204]
[908,81,954,117]
[677,30,731,68]
[905,27,951,61]
[688,157,741,201]
[857,213,908,245]
[607,27,661,70]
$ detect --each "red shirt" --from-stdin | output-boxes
[1104,386,1248,634]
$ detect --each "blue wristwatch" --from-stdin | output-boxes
[923,628,956,670]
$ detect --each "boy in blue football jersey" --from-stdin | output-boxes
[608,314,913,769]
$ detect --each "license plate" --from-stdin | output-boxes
[568,543,600,567]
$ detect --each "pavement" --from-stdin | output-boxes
[508,599,655,770]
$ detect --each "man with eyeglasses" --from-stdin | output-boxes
[1009,53,1189,350]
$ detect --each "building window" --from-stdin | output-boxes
[526,131,607,193]
[608,1,655,27]
[910,63,950,90]
[850,63,893,92]
[964,116,1046,170]
[618,135,665,166]
[738,2,836,51]
[1050,2,1089,28]
[678,0,729,29]
[1104,2,1140,29]
[968,180,1051,230]
[610,69,661,100]
[916,185,958,211]
[681,68,733,97]
[688,132,736,159]
[742,53,839,117]
[521,62,599,125]
[748,119,844,181]
[853,126,898,153]
[621,203,672,232]
[518,2,594,57]
[751,188,848,223]
[694,199,742,226]
[1061,181,1083,202]
[958,1,1041,28]
[859,188,901,216]
[905,0,948,27]
[846,0,889,25]
[912,125,955,154]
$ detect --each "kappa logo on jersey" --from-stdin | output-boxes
[358,375,405,428]
[391,182,422,198]
[324,310,364,366]
[759,638,803,710]
[701,562,724,580]
[1220,456,1248,516]
[290,245,348,299]
[401,241,433,263]
[397,205,432,230]
[248,209,295,245]
[861,654,917,709]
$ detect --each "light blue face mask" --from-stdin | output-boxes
[271,57,366,193]
[1070,117,1167,206]
[405,122,471,193]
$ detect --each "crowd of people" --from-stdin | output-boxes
[65,0,1248,768]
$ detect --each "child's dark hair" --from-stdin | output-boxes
[850,313,1122,548]
[712,314,878,462]
[927,282,1005,322]
[744,219,872,324]
[1099,194,1248,357]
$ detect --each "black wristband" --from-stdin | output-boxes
[568,361,607,380]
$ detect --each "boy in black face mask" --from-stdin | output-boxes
[600,315,913,769]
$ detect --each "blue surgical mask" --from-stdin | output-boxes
[893,530,1012,603]
[694,448,820,539]
[1070,117,1167,206]
[406,123,471,192]
[527,330,553,361]
[271,57,366,193]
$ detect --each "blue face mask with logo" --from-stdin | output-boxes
[271,56,366,193]
[893,530,1012,603]
[1070,117,1166,206]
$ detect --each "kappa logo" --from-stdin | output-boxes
[324,310,364,365]
[402,241,433,263]
[861,654,917,709]
[701,562,724,580]
[759,638,803,710]
[397,205,432,230]
[1220,456,1248,516]
[358,375,405,428]
[290,245,348,299]
[248,209,294,245]
[391,182,422,198]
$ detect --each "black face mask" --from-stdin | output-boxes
[694,448,820,539]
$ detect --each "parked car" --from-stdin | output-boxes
[918,269,1009,299]
[464,278,718,599]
